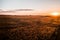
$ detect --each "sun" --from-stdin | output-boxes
[51,12,59,16]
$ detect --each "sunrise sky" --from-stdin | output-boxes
[0,0,60,10]
[0,0,60,15]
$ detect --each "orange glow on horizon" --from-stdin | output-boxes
[50,12,60,16]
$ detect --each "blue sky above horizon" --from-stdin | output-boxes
[0,0,60,11]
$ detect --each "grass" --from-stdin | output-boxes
[0,15,60,40]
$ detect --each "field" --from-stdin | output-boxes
[0,15,60,40]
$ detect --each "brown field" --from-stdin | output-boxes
[0,15,60,40]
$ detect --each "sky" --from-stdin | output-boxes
[0,0,60,15]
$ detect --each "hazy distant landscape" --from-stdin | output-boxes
[0,15,60,40]
[0,0,60,40]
